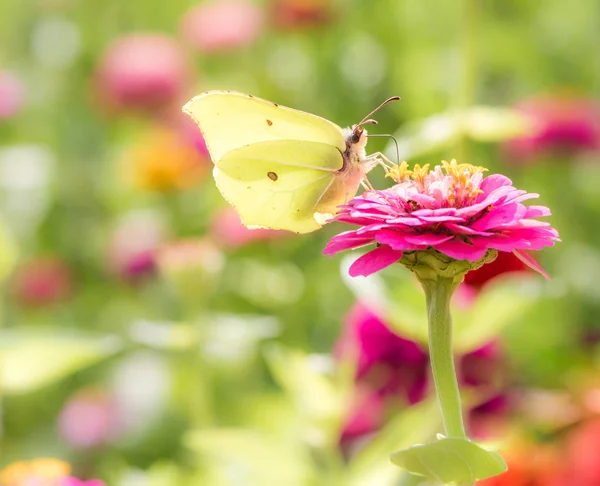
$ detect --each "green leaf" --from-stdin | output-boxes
[346,399,440,486]
[263,344,347,448]
[390,437,507,484]
[0,221,17,283]
[185,428,314,486]
[342,257,542,353]
[0,329,122,394]
[385,106,532,160]
[453,274,542,353]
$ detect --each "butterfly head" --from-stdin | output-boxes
[349,124,369,151]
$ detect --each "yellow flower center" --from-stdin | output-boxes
[387,159,488,207]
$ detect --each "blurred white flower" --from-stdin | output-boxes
[31,16,81,68]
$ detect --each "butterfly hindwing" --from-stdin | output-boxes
[214,140,345,233]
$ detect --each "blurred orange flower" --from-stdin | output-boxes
[125,128,208,192]
[477,444,565,486]
[0,458,70,485]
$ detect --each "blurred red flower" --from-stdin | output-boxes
[12,257,72,306]
[271,0,332,29]
[180,1,264,53]
[563,418,600,485]
[477,445,565,486]
[503,95,600,162]
[94,34,189,113]
[463,251,531,291]
[0,71,25,119]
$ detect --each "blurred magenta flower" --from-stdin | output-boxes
[122,126,209,192]
[271,0,332,29]
[504,95,600,162]
[0,71,25,119]
[108,211,165,281]
[324,160,559,278]
[58,388,118,449]
[0,458,104,486]
[94,34,188,113]
[209,207,289,249]
[337,303,507,441]
[180,1,264,53]
[12,257,72,306]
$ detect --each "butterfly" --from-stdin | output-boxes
[183,90,399,233]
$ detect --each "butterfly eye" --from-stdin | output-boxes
[351,130,362,143]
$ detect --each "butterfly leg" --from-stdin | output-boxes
[366,152,398,173]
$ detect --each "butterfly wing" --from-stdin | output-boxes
[214,140,346,233]
[182,90,347,162]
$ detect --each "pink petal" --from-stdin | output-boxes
[435,239,490,261]
[324,232,374,255]
[403,233,454,246]
[375,229,426,250]
[349,246,403,277]
[476,174,513,201]
[524,205,551,218]
[444,223,493,236]
[512,249,550,279]
[470,203,522,231]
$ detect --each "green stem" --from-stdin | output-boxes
[421,277,465,439]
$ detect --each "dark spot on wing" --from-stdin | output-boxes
[266,119,273,126]
[248,94,254,98]
[267,171,278,181]
[273,103,279,107]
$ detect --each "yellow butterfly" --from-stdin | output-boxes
[183,91,398,233]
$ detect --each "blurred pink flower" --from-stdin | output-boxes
[64,477,105,486]
[108,212,165,281]
[0,71,25,119]
[180,1,264,53]
[209,207,289,249]
[504,95,600,162]
[338,303,508,441]
[12,257,72,307]
[94,34,189,113]
[324,161,559,278]
[58,389,118,449]
[271,0,332,30]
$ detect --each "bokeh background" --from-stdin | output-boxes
[1,0,600,485]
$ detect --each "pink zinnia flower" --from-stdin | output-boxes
[0,71,25,119]
[180,1,264,54]
[504,95,600,162]
[324,160,559,278]
[209,207,289,249]
[94,34,188,113]
[58,388,118,449]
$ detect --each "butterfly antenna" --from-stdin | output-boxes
[368,133,401,165]
[358,96,401,127]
